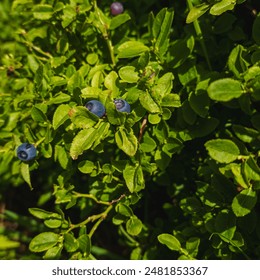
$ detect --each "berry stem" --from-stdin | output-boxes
[186,0,212,71]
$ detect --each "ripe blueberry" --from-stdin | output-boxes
[17,143,37,161]
[114,99,131,113]
[110,2,124,16]
[85,100,106,118]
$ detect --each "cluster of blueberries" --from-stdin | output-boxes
[17,98,131,161]
[86,98,130,117]
[16,2,126,162]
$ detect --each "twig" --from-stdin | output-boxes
[138,116,148,142]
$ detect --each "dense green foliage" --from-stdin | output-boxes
[0,0,260,260]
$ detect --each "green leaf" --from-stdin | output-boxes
[186,4,210,24]
[52,104,70,130]
[153,72,174,99]
[69,106,99,129]
[140,133,157,152]
[67,71,84,93]
[115,127,138,157]
[148,113,161,124]
[110,13,131,30]
[186,237,200,257]
[28,208,55,219]
[207,78,244,102]
[180,197,202,214]
[31,106,47,122]
[118,66,139,83]
[116,203,134,217]
[210,0,236,16]
[70,122,110,159]
[188,117,219,138]
[243,157,260,182]
[48,93,71,105]
[139,91,161,113]
[81,86,102,99]
[61,5,77,28]
[181,100,197,125]
[123,164,145,193]
[152,8,174,57]
[158,233,181,251]
[104,71,119,93]
[118,41,149,58]
[78,160,95,174]
[228,45,249,78]
[232,188,257,217]
[215,210,236,241]
[54,145,70,169]
[29,232,60,252]
[44,215,62,229]
[33,4,53,20]
[161,94,181,107]
[168,36,195,68]
[20,162,33,190]
[78,234,91,255]
[205,139,240,163]
[231,163,249,189]
[29,208,62,228]
[189,91,209,117]
[43,245,62,260]
[64,233,79,253]
[232,124,259,143]
[126,216,143,236]
[105,99,126,126]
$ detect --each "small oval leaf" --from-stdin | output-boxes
[29,232,60,252]
[158,233,181,251]
[205,139,240,163]
[207,78,244,102]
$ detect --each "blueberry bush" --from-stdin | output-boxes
[0,0,260,260]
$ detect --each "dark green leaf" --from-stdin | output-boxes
[252,13,260,44]
[215,210,236,241]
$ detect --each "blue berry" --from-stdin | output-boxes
[85,100,106,118]
[110,2,124,16]
[17,143,37,161]
[114,99,131,113]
